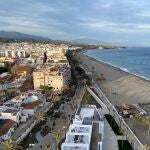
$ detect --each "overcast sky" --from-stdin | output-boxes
[1,0,150,46]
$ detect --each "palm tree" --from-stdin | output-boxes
[35,111,46,122]
[135,113,142,121]
[41,85,53,97]
[53,130,61,150]
[46,144,52,150]
[142,117,150,138]
[2,138,15,150]
[140,144,150,150]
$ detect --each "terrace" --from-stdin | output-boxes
[62,105,104,150]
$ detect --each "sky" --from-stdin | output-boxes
[0,0,150,46]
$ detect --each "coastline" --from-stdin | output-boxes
[77,50,150,105]
[85,52,150,83]
[80,48,150,83]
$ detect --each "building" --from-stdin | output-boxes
[46,47,67,63]
[0,50,27,58]
[62,105,104,150]
[0,109,22,124]
[33,64,70,92]
[0,119,16,141]
[11,65,32,76]
[22,100,44,116]
[0,57,14,63]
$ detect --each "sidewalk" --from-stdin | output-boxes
[103,119,119,150]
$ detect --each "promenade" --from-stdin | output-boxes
[78,52,147,149]
[32,85,85,150]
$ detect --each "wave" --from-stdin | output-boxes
[85,53,150,82]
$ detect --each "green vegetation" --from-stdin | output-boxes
[118,140,133,150]
[105,114,122,135]
[66,50,91,86]
[40,85,53,97]
[81,90,101,108]
[19,120,46,148]
[41,125,52,136]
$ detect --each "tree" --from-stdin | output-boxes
[135,115,150,139]
[140,144,150,150]
[142,117,150,138]
[135,113,142,121]
[46,144,52,150]
[41,85,53,96]
[53,130,61,150]
[2,138,15,150]
[35,111,46,122]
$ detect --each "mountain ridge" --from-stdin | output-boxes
[0,31,52,41]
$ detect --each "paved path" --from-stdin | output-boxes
[32,100,77,150]
[103,119,119,150]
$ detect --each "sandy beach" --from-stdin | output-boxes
[78,52,150,105]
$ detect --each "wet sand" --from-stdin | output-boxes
[78,52,150,105]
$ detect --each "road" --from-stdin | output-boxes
[14,102,53,141]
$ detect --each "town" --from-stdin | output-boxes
[0,41,150,150]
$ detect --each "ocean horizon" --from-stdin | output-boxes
[85,47,150,80]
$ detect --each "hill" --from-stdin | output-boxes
[70,38,109,45]
[0,31,52,42]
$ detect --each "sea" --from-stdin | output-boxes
[85,47,150,80]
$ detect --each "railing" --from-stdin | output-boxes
[93,83,143,150]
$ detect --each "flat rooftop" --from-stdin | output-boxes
[75,105,102,125]
[62,105,104,150]
[3,109,20,114]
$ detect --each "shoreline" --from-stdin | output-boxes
[78,50,150,105]
[81,49,150,83]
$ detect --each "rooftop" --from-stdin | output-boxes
[21,100,43,109]
[3,109,20,115]
[0,119,16,136]
[62,105,104,150]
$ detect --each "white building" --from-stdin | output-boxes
[62,105,104,150]
[0,50,27,58]
[0,109,21,124]
[22,100,44,116]
[0,119,16,141]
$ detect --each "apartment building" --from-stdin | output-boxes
[62,105,104,150]
[0,50,27,58]
[33,64,70,92]
[11,65,32,76]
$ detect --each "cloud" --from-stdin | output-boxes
[1,0,150,45]
[137,12,150,17]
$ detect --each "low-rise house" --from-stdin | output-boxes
[22,100,43,116]
[0,119,16,141]
[0,109,22,124]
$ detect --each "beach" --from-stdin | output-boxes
[78,51,150,105]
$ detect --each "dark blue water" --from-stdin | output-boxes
[85,47,150,80]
